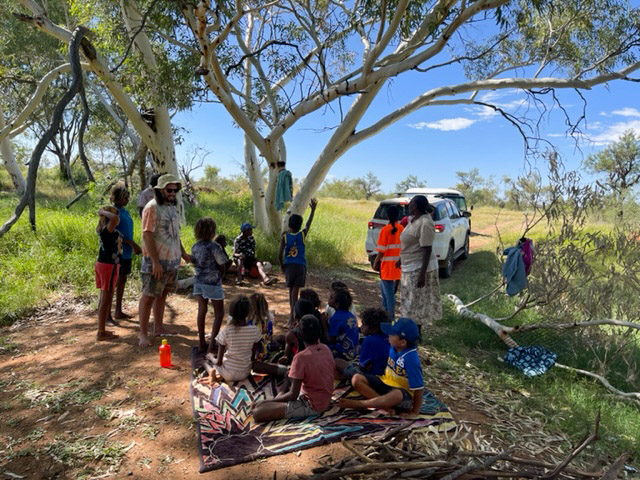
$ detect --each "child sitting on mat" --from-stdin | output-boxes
[279,299,315,365]
[339,317,424,417]
[248,292,275,361]
[336,307,390,378]
[326,288,359,362]
[208,295,262,383]
[252,315,335,422]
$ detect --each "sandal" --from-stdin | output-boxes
[235,280,245,286]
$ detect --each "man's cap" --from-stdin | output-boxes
[381,317,419,343]
[154,174,182,190]
[240,222,255,232]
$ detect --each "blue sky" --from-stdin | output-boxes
[173,42,640,196]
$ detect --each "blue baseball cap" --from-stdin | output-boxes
[381,317,420,343]
[240,222,255,232]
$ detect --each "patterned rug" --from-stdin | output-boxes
[190,347,456,473]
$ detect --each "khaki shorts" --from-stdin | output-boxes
[141,270,177,297]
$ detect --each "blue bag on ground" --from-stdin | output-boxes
[504,346,557,377]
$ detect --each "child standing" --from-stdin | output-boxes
[336,307,390,378]
[326,288,359,362]
[94,206,122,341]
[209,296,263,383]
[339,317,424,417]
[252,315,336,422]
[110,183,142,324]
[373,205,403,320]
[248,293,275,361]
[191,218,228,353]
[279,198,318,327]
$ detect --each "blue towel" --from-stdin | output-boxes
[275,169,293,211]
[504,346,557,377]
[503,245,527,296]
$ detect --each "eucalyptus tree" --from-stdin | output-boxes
[3,0,640,236]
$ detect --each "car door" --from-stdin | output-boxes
[447,202,465,250]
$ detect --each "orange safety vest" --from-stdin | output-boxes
[376,223,404,281]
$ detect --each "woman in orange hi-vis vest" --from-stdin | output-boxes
[373,205,403,320]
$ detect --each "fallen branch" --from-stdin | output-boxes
[541,411,600,480]
[448,294,640,404]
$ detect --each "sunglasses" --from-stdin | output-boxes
[165,188,180,193]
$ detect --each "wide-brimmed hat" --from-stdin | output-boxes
[154,174,182,190]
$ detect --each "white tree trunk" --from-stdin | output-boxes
[244,135,268,230]
[0,105,26,194]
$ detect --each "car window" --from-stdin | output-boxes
[449,202,461,218]
[451,196,467,211]
[433,204,447,221]
[374,203,409,220]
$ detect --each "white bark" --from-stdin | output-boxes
[447,294,640,405]
[0,105,26,194]
[119,0,177,178]
[18,0,173,173]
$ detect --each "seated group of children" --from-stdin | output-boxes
[203,281,425,423]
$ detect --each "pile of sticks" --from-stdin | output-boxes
[303,413,631,479]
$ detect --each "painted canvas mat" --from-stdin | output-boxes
[190,348,456,473]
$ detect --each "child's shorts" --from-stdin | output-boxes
[285,396,321,418]
[141,270,177,297]
[342,362,362,379]
[283,263,306,288]
[193,282,224,300]
[95,262,119,291]
[362,374,414,411]
[213,364,249,383]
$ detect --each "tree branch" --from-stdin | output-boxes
[0,26,89,237]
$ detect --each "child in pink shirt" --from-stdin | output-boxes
[252,315,335,422]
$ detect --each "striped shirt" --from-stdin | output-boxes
[215,324,262,379]
[376,222,404,281]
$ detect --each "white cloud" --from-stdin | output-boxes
[611,107,640,118]
[587,120,640,146]
[409,117,477,131]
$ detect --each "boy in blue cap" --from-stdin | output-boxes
[339,317,423,416]
[233,222,274,286]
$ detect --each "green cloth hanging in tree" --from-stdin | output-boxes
[275,169,293,211]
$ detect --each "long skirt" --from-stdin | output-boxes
[398,269,442,329]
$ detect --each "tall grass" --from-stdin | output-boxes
[0,189,378,324]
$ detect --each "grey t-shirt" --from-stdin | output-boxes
[399,214,438,273]
[191,240,228,285]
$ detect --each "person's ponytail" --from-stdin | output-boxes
[387,206,400,235]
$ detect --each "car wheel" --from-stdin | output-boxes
[440,244,454,278]
[460,233,470,260]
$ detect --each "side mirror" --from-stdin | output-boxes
[462,211,472,218]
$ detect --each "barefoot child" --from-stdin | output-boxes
[94,206,122,341]
[110,183,141,324]
[279,198,317,327]
[191,217,228,353]
[339,317,424,417]
[252,315,335,422]
[208,296,263,383]
[336,307,390,378]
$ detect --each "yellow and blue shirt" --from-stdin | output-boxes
[379,346,424,397]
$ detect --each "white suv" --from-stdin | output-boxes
[365,196,471,278]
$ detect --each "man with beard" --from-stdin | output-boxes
[138,174,191,347]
